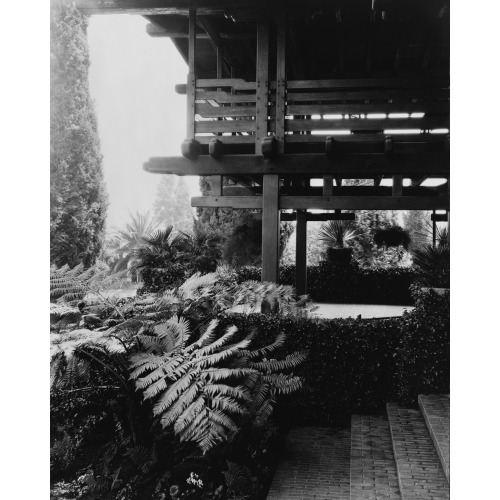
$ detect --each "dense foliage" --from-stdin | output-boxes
[235,263,419,305]
[51,269,308,499]
[221,286,449,426]
[50,0,108,267]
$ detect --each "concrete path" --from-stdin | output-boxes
[312,303,413,319]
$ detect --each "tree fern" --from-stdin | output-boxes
[130,318,305,453]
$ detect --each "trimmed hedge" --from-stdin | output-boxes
[236,263,419,305]
[220,287,449,426]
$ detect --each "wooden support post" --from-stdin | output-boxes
[262,175,280,283]
[211,176,222,196]
[323,175,333,196]
[186,8,196,139]
[275,16,286,155]
[392,175,403,196]
[255,18,270,155]
[296,210,307,296]
[432,210,436,247]
[182,8,199,158]
[208,45,223,189]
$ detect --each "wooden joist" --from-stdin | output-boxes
[281,212,355,221]
[145,152,449,177]
[191,195,450,210]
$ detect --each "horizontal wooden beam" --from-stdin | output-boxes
[222,185,443,197]
[76,0,237,15]
[281,212,355,221]
[280,196,450,211]
[191,195,450,210]
[144,153,449,177]
[146,23,252,39]
[283,77,449,90]
[192,196,262,209]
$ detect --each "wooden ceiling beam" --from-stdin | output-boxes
[145,153,449,177]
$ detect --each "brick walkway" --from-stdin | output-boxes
[350,415,401,500]
[266,396,449,500]
[266,427,351,500]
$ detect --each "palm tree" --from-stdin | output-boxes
[132,226,186,275]
[318,220,360,264]
[113,211,159,276]
[318,220,358,249]
[179,222,222,274]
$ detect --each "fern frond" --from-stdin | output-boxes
[191,318,219,350]
[152,371,196,413]
[254,397,276,426]
[210,396,247,415]
[209,410,239,432]
[249,351,308,373]
[173,395,206,433]
[203,367,258,383]
[242,333,286,360]
[196,325,238,356]
[223,461,253,499]
[160,381,203,427]
[204,384,251,402]
[179,272,217,296]
[262,374,304,394]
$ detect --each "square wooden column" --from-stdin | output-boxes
[296,210,307,296]
[262,175,280,283]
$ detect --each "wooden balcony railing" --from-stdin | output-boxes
[185,77,449,153]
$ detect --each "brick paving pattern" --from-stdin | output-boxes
[266,427,350,500]
[350,415,402,499]
[418,395,450,482]
[387,403,449,500]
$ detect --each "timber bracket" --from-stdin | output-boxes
[181,138,201,159]
[261,136,278,160]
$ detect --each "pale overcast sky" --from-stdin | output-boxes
[87,14,200,232]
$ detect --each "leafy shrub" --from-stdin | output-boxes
[394,286,450,405]
[220,286,449,425]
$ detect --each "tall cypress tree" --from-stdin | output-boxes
[50,0,108,267]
